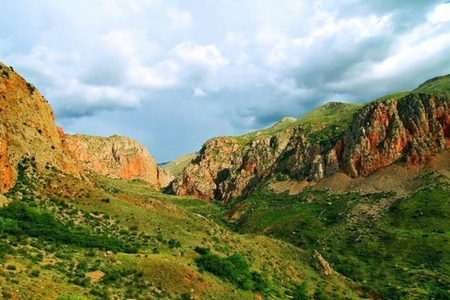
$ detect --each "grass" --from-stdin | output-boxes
[4,73,450,299]
[243,102,361,145]
[229,171,450,299]
[0,157,362,299]
[373,91,410,103]
[161,152,197,176]
[414,74,450,94]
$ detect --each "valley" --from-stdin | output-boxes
[1,62,450,299]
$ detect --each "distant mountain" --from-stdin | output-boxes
[161,152,197,177]
[64,134,173,188]
[171,75,450,201]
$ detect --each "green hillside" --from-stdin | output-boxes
[414,74,450,94]
[227,170,450,299]
[243,102,361,142]
[3,73,450,299]
[162,152,198,177]
[0,157,362,299]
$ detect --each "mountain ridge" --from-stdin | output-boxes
[171,75,450,201]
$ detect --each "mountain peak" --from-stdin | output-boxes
[171,76,450,201]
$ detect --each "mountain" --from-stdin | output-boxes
[171,77,450,201]
[64,134,173,188]
[161,152,198,177]
[3,61,450,299]
[0,61,172,191]
[168,74,450,299]
[0,61,364,299]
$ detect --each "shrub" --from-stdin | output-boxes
[195,252,260,291]
[291,283,309,300]
[168,238,181,248]
[194,246,210,255]
[0,201,139,253]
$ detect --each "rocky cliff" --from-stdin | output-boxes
[64,134,173,187]
[172,77,450,201]
[0,61,172,192]
[0,62,83,193]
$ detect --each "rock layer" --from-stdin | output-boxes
[64,134,173,187]
[172,92,450,201]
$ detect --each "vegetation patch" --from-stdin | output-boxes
[194,247,269,293]
[0,201,137,253]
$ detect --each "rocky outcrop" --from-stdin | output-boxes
[312,250,334,276]
[64,134,173,187]
[171,131,293,201]
[0,62,83,193]
[0,61,172,193]
[172,90,450,201]
[338,94,450,177]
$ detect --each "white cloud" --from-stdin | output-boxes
[170,40,229,73]
[193,87,206,97]
[427,3,450,24]
[102,30,137,57]
[128,59,180,89]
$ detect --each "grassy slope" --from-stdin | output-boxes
[161,152,197,177]
[230,170,450,299]
[413,74,450,94]
[0,160,362,300]
[3,74,450,299]
[243,102,361,143]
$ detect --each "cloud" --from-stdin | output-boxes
[428,3,450,24]
[50,83,141,119]
[193,88,206,97]
[1,0,449,162]
[170,40,229,73]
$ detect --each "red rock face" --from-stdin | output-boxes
[338,94,450,176]
[64,134,173,188]
[172,93,450,201]
[0,62,83,193]
[0,136,13,193]
[0,61,172,193]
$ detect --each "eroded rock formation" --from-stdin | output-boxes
[172,92,450,201]
[64,134,173,187]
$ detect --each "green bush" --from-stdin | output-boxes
[0,201,138,253]
[291,283,309,300]
[195,251,267,291]
[168,238,181,248]
[194,246,210,255]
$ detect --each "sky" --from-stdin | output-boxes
[1,0,450,162]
